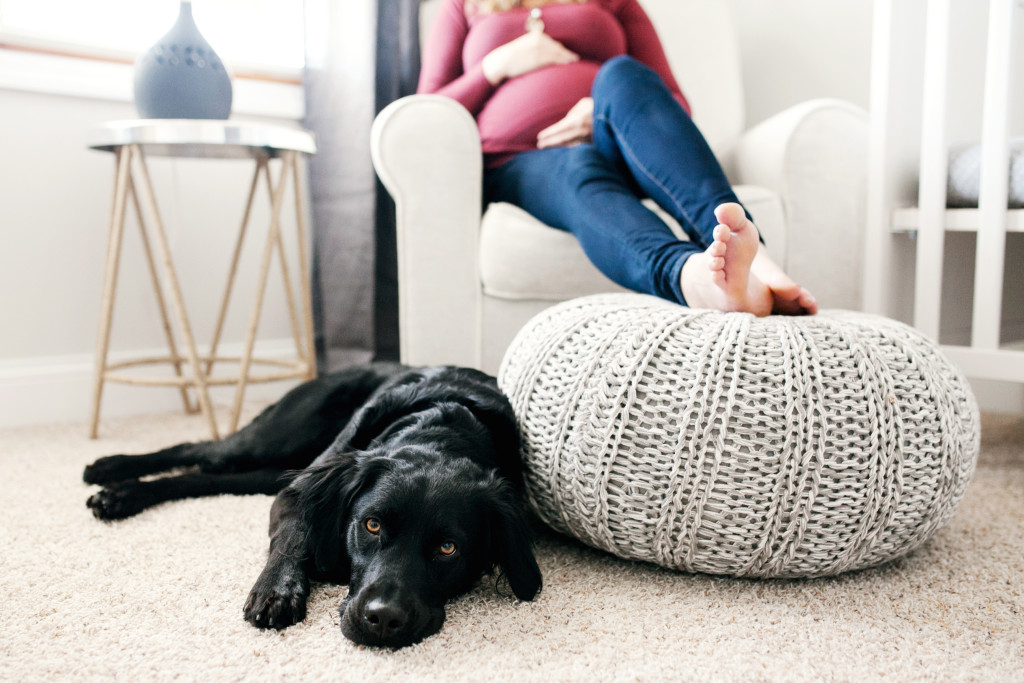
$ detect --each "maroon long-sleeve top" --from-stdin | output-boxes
[417,0,690,166]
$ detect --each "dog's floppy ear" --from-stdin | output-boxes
[296,454,391,581]
[463,394,523,490]
[486,478,542,601]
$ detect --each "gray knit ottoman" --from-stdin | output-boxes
[498,294,980,578]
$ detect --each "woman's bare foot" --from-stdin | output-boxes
[751,246,818,315]
[679,203,817,316]
[680,203,771,315]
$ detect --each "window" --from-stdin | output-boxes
[0,0,304,75]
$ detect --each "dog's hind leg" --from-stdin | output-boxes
[82,403,322,484]
[81,409,314,486]
[84,365,396,486]
[82,422,304,486]
[83,442,214,485]
[87,468,292,520]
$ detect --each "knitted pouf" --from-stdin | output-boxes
[498,294,980,579]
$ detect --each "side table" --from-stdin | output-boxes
[88,119,317,439]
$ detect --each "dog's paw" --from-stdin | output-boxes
[83,455,136,485]
[86,484,145,520]
[244,580,308,630]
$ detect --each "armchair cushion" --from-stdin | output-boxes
[480,202,628,301]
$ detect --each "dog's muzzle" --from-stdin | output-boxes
[340,588,445,649]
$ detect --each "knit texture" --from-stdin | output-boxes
[498,294,981,578]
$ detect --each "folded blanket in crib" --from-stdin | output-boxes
[947,137,1024,208]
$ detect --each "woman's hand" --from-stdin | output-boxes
[481,31,579,85]
[537,97,594,149]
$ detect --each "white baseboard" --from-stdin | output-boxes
[969,378,1024,417]
[0,339,306,430]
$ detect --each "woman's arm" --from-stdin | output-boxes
[418,0,581,115]
[613,0,691,114]
[417,0,496,114]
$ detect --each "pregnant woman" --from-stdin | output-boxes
[417,0,817,316]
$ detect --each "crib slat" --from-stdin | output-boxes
[914,0,952,341]
[864,0,927,317]
[972,0,1016,350]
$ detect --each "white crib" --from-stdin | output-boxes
[865,0,1024,385]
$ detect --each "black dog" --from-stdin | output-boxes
[83,363,542,648]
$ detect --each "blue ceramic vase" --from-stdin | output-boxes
[134,0,232,119]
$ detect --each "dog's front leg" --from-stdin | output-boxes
[244,488,310,629]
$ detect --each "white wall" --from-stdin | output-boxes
[0,62,311,429]
[729,0,873,125]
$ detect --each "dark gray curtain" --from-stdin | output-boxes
[304,0,422,370]
[303,0,377,371]
[374,0,423,361]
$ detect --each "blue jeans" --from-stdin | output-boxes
[483,56,750,305]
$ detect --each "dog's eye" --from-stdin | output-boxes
[439,541,457,556]
[365,518,382,534]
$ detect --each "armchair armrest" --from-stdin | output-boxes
[733,99,869,310]
[371,94,485,368]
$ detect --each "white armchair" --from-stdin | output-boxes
[371,0,868,374]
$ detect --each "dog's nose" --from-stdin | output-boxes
[362,598,407,640]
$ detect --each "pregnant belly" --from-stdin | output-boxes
[476,61,601,155]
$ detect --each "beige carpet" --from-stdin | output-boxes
[2,406,1022,682]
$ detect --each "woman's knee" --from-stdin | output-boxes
[593,55,663,100]
[598,55,644,77]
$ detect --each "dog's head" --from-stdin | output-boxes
[297,445,542,649]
